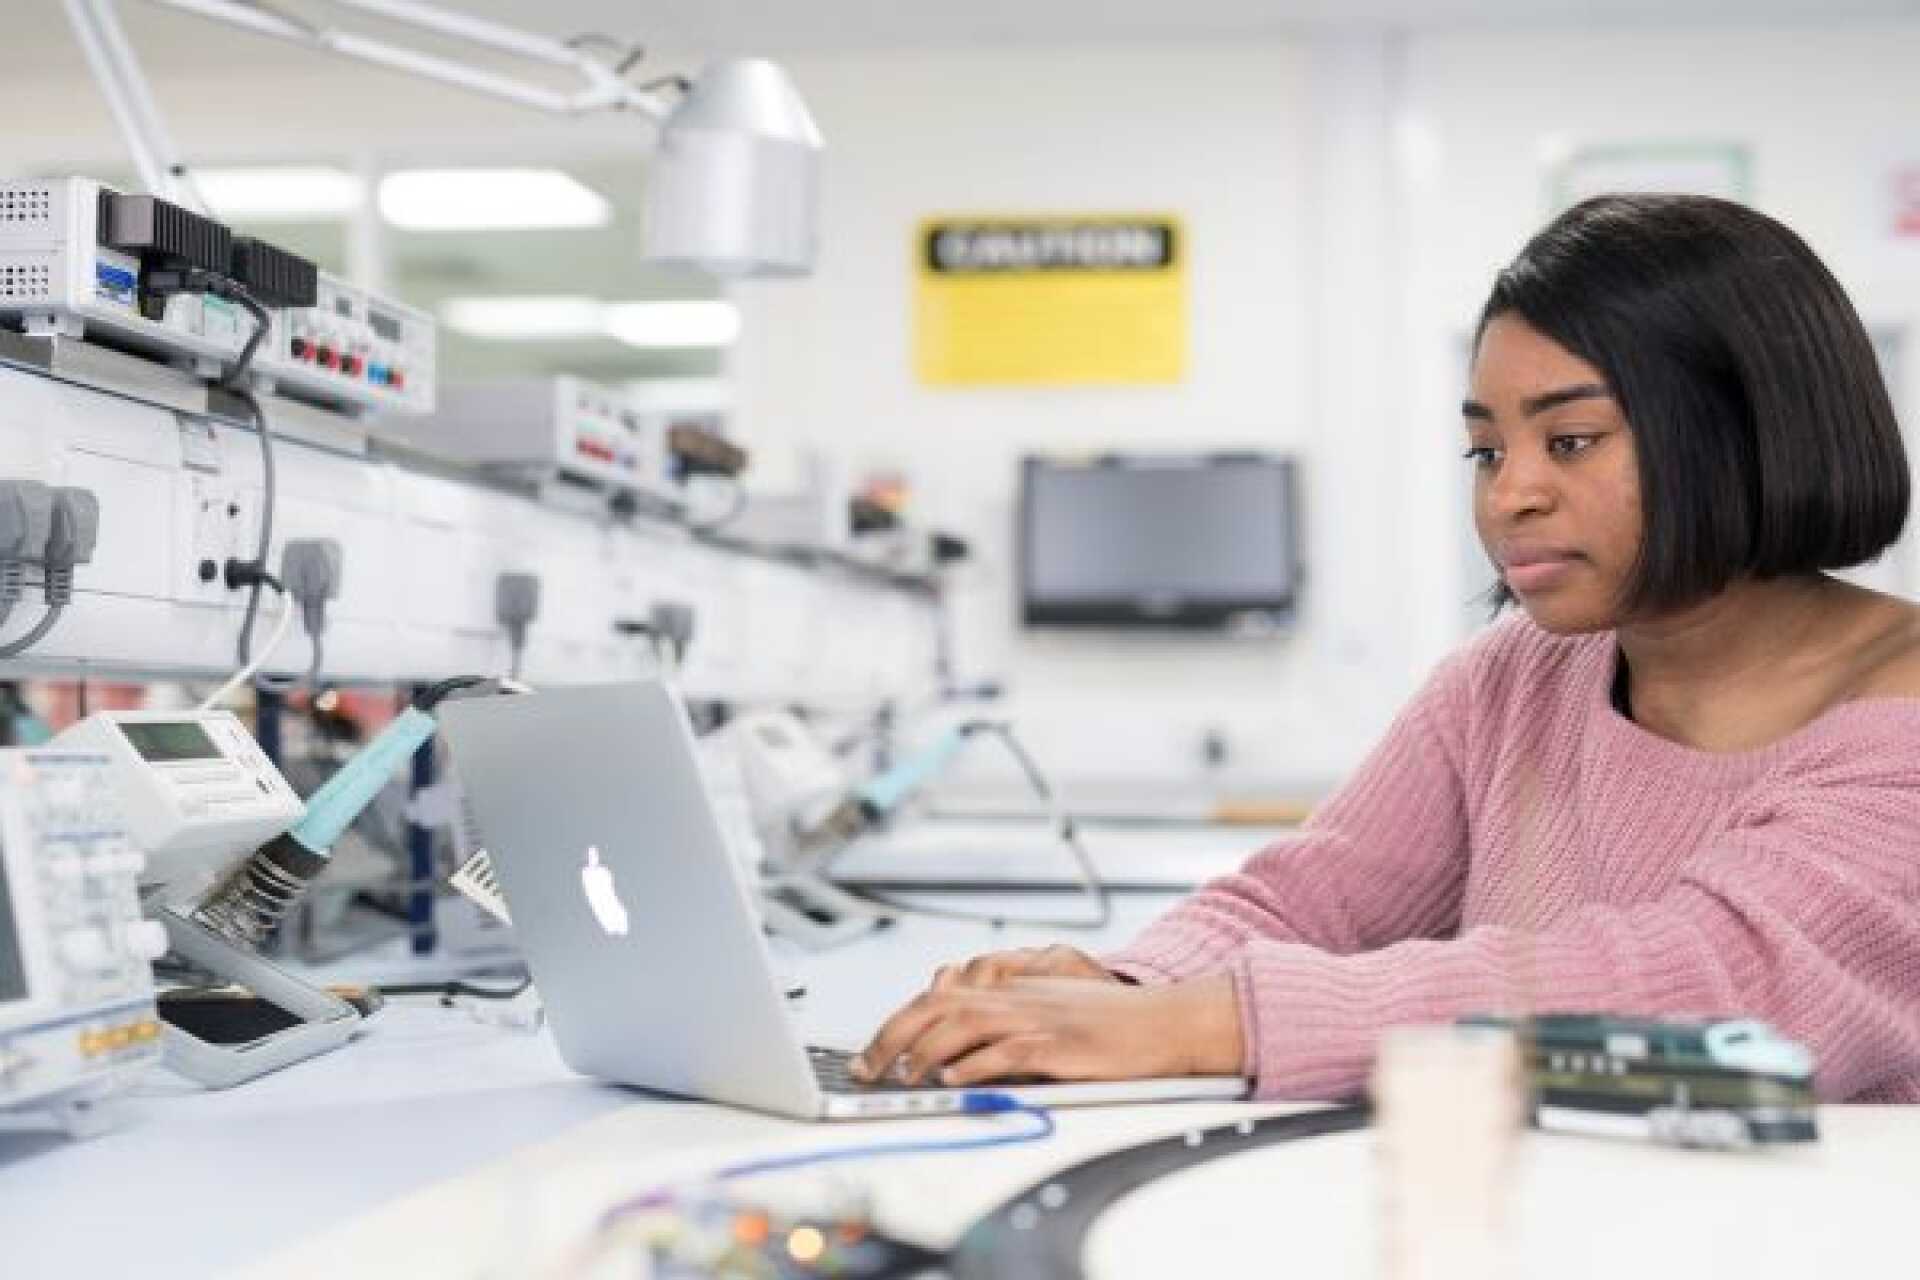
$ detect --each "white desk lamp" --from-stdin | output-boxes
[62,0,822,278]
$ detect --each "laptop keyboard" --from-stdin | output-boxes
[808,1045,949,1093]
[807,1045,1049,1093]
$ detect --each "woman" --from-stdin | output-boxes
[855,193,1920,1102]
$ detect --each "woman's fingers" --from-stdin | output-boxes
[894,1000,1012,1084]
[854,989,949,1081]
[936,946,1113,992]
[938,1032,1057,1086]
[957,951,1034,986]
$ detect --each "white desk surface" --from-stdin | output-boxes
[3,854,1916,1279]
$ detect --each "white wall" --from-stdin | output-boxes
[730,44,1425,800]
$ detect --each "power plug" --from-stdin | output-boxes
[0,483,97,659]
[0,480,56,616]
[46,488,101,600]
[495,572,541,678]
[281,538,343,637]
[650,599,697,665]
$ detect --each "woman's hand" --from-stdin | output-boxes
[852,973,1245,1087]
[929,944,1120,991]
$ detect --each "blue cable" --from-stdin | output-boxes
[713,1093,1053,1182]
[598,1093,1054,1226]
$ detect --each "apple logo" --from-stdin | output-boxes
[579,846,630,936]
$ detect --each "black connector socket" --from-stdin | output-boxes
[231,237,318,309]
[222,557,281,593]
[99,191,231,274]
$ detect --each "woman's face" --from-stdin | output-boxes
[1466,314,1643,634]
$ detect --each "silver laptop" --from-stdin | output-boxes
[438,680,1248,1121]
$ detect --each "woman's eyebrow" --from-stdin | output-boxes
[1522,383,1611,416]
[1461,382,1611,422]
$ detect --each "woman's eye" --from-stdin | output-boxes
[1462,445,1501,469]
[1548,435,1598,458]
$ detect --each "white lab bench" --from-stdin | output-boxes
[2,826,1915,1279]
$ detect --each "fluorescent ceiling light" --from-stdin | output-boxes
[194,166,365,220]
[440,296,606,340]
[378,168,611,231]
[604,301,740,349]
[438,297,740,348]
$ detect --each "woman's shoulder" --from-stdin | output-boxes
[1845,599,1920,702]
[1772,594,1920,783]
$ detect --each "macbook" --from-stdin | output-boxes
[438,680,1249,1121]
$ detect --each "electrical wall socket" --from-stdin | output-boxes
[175,471,261,605]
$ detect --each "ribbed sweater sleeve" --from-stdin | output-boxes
[1103,650,1473,985]
[1229,734,1920,1101]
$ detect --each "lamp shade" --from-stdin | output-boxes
[641,58,823,278]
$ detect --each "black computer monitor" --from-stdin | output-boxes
[1018,453,1302,628]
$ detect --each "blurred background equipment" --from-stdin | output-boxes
[0,750,165,1135]
[731,708,1110,947]
[389,375,687,511]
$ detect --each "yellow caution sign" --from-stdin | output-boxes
[914,215,1186,386]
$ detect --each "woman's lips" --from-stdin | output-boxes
[1503,554,1582,593]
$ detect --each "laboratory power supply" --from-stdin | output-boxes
[0,176,434,417]
[258,271,437,417]
[0,750,166,1131]
[388,375,733,502]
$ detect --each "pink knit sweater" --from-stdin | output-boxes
[1106,617,1920,1103]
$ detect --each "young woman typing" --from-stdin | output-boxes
[856,194,1920,1103]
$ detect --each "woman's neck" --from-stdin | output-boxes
[1614,575,1874,751]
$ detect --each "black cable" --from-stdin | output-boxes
[633,73,692,95]
[226,386,278,684]
[0,606,66,660]
[562,31,632,55]
[221,287,271,392]
[562,32,656,80]
[168,280,279,693]
[413,675,494,712]
[378,977,532,1003]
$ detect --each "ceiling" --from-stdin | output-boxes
[9,0,1920,76]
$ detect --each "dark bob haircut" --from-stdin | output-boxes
[1476,193,1908,616]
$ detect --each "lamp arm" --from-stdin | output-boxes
[138,0,676,118]
[62,0,208,209]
